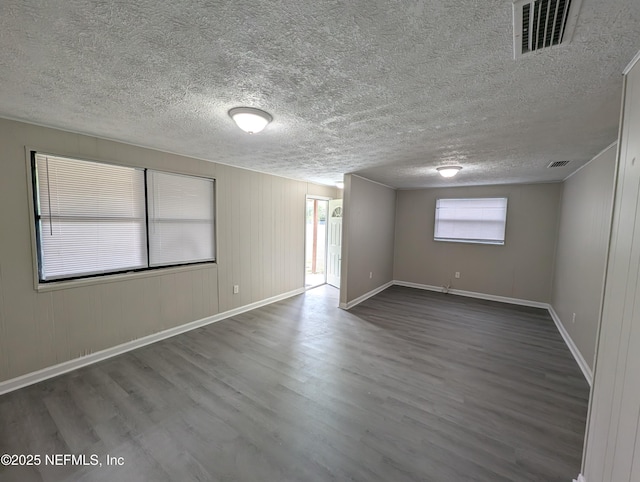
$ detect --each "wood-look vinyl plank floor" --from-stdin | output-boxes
[0,285,589,481]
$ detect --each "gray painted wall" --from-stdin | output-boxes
[0,118,336,383]
[551,144,617,371]
[340,174,396,306]
[393,183,562,303]
[584,56,640,482]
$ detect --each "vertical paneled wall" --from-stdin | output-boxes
[340,174,396,305]
[551,144,617,372]
[0,118,334,383]
[215,164,310,311]
[583,57,640,482]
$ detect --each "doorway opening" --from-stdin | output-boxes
[305,197,328,288]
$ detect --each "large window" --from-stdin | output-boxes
[434,197,508,245]
[32,153,215,282]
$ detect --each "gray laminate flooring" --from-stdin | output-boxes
[0,285,589,481]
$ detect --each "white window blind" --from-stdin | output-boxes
[434,197,508,245]
[35,154,147,280]
[147,171,215,267]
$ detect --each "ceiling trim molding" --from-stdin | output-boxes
[395,179,564,191]
[623,49,640,75]
[349,173,396,190]
[0,115,334,188]
[562,140,618,182]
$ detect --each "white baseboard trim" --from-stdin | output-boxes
[339,281,394,310]
[548,306,593,386]
[392,280,548,309]
[1,282,592,394]
[0,287,305,396]
[394,280,592,386]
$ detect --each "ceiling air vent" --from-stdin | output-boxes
[547,160,571,168]
[513,0,582,59]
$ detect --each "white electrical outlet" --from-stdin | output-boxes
[455,272,460,279]
[233,285,239,294]
[369,272,373,279]
[572,312,576,323]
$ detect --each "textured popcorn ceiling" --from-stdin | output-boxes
[0,1,638,188]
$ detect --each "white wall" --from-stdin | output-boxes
[0,118,335,383]
[551,144,617,372]
[340,174,396,306]
[393,183,562,303]
[583,56,640,482]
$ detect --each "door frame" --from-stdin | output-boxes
[304,195,331,290]
[326,198,343,289]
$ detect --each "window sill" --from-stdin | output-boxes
[35,262,217,292]
[434,238,505,246]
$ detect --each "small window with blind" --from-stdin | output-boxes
[32,152,215,283]
[147,171,215,267]
[434,197,508,245]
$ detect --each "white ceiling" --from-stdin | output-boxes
[0,0,638,188]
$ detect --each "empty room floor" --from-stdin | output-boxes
[0,285,589,481]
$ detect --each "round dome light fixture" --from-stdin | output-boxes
[436,166,462,178]
[229,107,272,134]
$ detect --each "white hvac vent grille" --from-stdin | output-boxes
[513,0,582,59]
[547,160,571,168]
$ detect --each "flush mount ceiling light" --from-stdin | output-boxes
[335,181,344,189]
[436,166,462,178]
[228,107,272,134]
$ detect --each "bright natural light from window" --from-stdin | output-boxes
[434,197,508,245]
[35,154,148,280]
[33,153,216,282]
[147,171,215,267]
